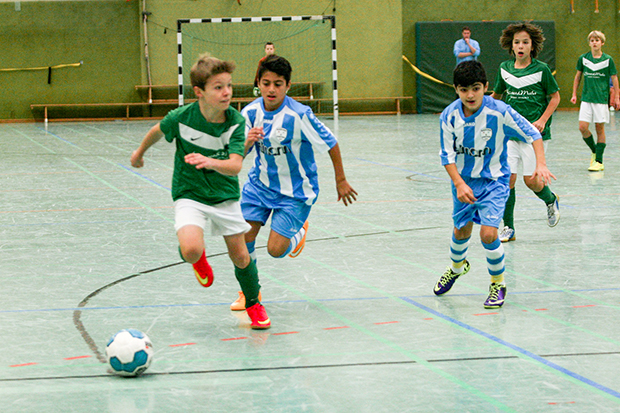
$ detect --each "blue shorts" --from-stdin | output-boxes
[452,177,509,229]
[241,178,311,239]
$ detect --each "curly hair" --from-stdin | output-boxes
[499,22,545,59]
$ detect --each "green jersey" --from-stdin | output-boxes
[576,52,617,104]
[160,102,246,206]
[494,58,559,140]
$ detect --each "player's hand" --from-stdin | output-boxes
[336,180,358,206]
[246,127,264,146]
[570,95,578,104]
[130,150,144,168]
[185,153,213,170]
[532,119,546,133]
[532,165,556,186]
[455,182,476,204]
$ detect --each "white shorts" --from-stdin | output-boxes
[579,102,610,124]
[507,139,549,176]
[174,198,251,236]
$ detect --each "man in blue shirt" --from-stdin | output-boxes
[454,26,481,66]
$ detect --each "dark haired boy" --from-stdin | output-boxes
[229,55,358,310]
[435,61,555,308]
[491,22,561,243]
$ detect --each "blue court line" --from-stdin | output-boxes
[354,158,448,181]
[400,296,620,400]
[35,127,85,150]
[115,163,171,191]
[2,288,618,314]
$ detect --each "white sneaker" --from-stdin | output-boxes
[498,226,515,242]
[546,194,560,227]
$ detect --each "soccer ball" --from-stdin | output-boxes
[105,329,153,377]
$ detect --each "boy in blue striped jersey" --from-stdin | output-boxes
[230,55,357,310]
[434,61,555,308]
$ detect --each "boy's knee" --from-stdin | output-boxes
[180,246,203,264]
[480,229,498,245]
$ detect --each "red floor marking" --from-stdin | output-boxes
[548,401,575,405]
[273,331,299,336]
[572,304,596,308]
[64,355,92,360]
[10,362,38,368]
[221,337,248,341]
[535,308,548,311]
[169,342,196,347]
[374,321,399,325]
[423,317,433,320]
[473,312,499,316]
[324,326,349,330]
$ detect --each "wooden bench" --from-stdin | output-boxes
[30,95,413,122]
[29,101,180,123]
[313,96,414,116]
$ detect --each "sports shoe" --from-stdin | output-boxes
[590,153,596,168]
[498,226,516,242]
[588,161,604,172]
[546,194,560,227]
[230,291,263,311]
[192,253,214,288]
[246,303,271,330]
[433,260,470,295]
[289,221,309,258]
[484,283,507,308]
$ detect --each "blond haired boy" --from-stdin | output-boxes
[570,30,620,171]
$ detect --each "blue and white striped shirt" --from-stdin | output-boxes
[439,95,541,181]
[242,96,337,205]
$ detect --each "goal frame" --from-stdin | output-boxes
[176,15,338,122]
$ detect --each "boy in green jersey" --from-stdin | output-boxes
[570,30,620,172]
[130,54,270,329]
[491,22,561,243]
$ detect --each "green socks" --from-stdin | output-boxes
[234,260,261,308]
[583,134,596,153]
[595,142,606,164]
[534,185,556,205]
[503,187,516,229]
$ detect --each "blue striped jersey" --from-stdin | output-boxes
[439,95,542,180]
[242,96,337,205]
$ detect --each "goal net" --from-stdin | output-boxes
[177,15,338,121]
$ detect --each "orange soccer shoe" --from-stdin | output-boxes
[230,291,263,311]
[289,220,309,258]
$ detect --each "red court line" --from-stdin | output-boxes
[548,401,575,405]
[473,312,499,316]
[169,342,197,347]
[535,308,548,311]
[272,331,299,336]
[572,304,596,308]
[423,317,433,320]
[10,362,38,368]
[64,355,92,360]
[374,321,399,325]
[324,326,349,330]
[221,337,248,341]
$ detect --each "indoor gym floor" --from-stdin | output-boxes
[1,110,619,412]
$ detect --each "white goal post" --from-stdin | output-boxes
[176,15,338,123]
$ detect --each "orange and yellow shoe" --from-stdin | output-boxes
[230,291,263,311]
[246,303,271,330]
[289,220,309,258]
[192,251,214,288]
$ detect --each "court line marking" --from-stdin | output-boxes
[401,297,620,401]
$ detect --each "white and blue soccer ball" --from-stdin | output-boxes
[105,329,153,377]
